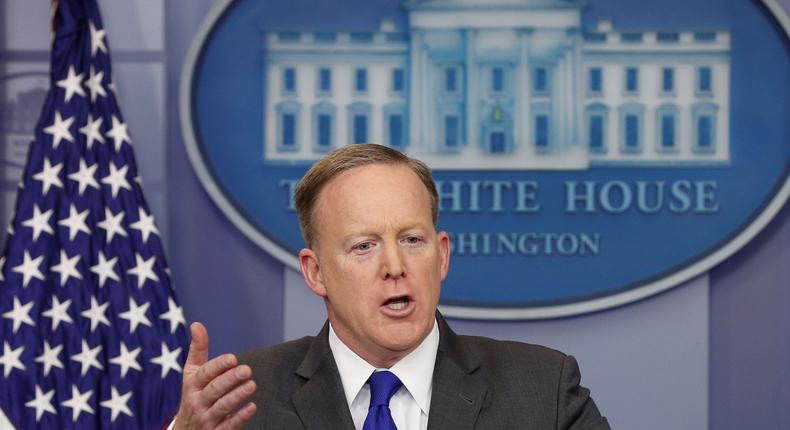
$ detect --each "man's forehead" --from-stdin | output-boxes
[321,163,426,198]
[312,164,433,234]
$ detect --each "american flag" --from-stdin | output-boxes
[0,0,188,428]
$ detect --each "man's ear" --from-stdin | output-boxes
[437,231,451,281]
[299,248,327,297]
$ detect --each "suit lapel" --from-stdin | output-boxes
[427,314,489,430]
[289,315,489,430]
[292,322,356,430]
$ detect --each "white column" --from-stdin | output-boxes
[516,29,531,156]
[522,30,533,155]
[571,29,584,149]
[465,29,478,153]
[554,55,566,151]
[564,47,575,149]
[421,39,432,150]
[298,65,310,157]
[264,66,277,158]
[409,30,423,150]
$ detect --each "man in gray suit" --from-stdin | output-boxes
[172,144,610,429]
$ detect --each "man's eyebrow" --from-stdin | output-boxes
[340,229,381,242]
[341,223,426,241]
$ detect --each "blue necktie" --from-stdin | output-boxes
[363,370,403,430]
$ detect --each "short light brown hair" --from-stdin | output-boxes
[294,144,439,247]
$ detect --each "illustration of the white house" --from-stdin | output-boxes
[262,0,730,170]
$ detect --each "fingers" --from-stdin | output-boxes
[216,403,257,430]
[188,369,257,428]
[190,353,238,392]
[176,322,258,429]
[202,363,250,405]
[185,322,210,369]
[209,380,256,420]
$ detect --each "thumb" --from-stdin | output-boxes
[185,321,209,369]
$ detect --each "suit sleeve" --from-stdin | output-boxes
[556,355,611,430]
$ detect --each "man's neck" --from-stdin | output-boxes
[327,319,437,369]
[330,328,414,369]
[328,319,440,414]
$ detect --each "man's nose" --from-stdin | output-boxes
[380,241,405,280]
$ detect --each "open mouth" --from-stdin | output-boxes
[384,296,411,311]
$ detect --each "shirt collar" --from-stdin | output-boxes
[328,319,439,415]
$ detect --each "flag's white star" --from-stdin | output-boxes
[130,207,159,243]
[61,385,95,421]
[0,342,26,377]
[0,256,5,282]
[12,250,45,288]
[70,339,103,376]
[106,115,131,151]
[41,295,73,330]
[90,251,120,288]
[100,386,134,422]
[97,207,127,243]
[2,297,35,333]
[42,111,74,148]
[58,204,91,241]
[21,205,54,241]
[32,158,64,194]
[78,114,104,149]
[160,297,186,334]
[34,340,64,376]
[119,297,152,334]
[80,296,111,332]
[126,253,159,289]
[108,79,118,94]
[150,342,183,378]
[50,250,83,287]
[68,159,100,195]
[89,21,107,56]
[56,65,85,102]
[101,162,131,198]
[84,66,107,102]
[109,343,142,378]
[25,385,56,422]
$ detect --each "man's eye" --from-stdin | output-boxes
[404,236,422,245]
[354,242,373,251]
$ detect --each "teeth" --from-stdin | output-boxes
[387,300,408,310]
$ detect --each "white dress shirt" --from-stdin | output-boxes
[329,319,439,430]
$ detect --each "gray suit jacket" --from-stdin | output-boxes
[238,313,610,429]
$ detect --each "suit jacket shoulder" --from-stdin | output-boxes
[237,324,356,430]
[237,316,610,430]
[429,314,611,430]
[237,335,313,407]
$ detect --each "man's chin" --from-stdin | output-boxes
[377,324,431,351]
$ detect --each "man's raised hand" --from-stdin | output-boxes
[174,322,257,430]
